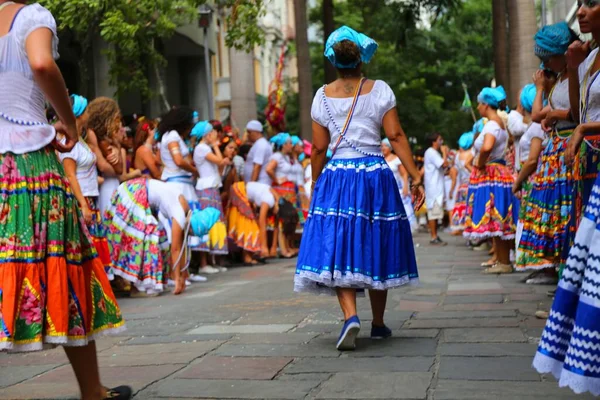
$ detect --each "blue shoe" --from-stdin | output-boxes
[337,316,361,351]
[370,324,392,339]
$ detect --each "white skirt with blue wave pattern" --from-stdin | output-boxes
[294,156,419,295]
[533,177,600,396]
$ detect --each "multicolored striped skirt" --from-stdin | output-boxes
[463,161,516,240]
[105,178,170,294]
[0,147,124,352]
[86,196,114,279]
[532,174,600,396]
[516,132,574,271]
[191,187,228,255]
[227,182,260,253]
[450,183,468,232]
[295,156,418,295]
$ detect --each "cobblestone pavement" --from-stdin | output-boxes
[1,233,595,399]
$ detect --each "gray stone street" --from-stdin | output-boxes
[1,233,595,399]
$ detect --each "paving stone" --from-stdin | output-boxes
[414,310,516,319]
[443,328,527,343]
[405,288,444,296]
[141,379,319,399]
[277,373,331,381]
[443,303,524,311]
[284,357,434,373]
[447,282,503,292]
[434,380,596,399]
[399,294,441,302]
[97,342,222,366]
[125,334,233,345]
[315,372,432,399]
[0,365,60,388]
[213,343,342,357]
[444,294,504,304]
[0,364,183,400]
[395,329,440,338]
[346,338,438,357]
[294,323,342,333]
[233,333,319,344]
[186,324,295,334]
[406,318,519,329]
[439,342,538,356]
[175,356,292,380]
[396,300,439,312]
[438,356,539,381]
[0,349,69,366]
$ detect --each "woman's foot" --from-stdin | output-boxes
[104,385,133,399]
[481,257,497,267]
[337,316,361,351]
[482,262,513,274]
[370,324,392,339]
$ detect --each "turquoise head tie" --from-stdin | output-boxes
[191,120,212,139]
[477,86,506,108]
[71,94,88,118]
[291,135,301,146]
[190,207,221,237]
[520,84,537,113]
[324,26,378,68]
[381,138,392,148]
[534,21,574,58]
[458,132,474,150]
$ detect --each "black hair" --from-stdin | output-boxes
[334,40,362,77]
[238,143,252,160]
[210,119,223,133]
[277,199,300,236]
[157,106,194,139]
[426,132,441,147]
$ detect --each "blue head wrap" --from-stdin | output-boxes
[299,153,306,162]
[520,84,537,113]
[70,94,88,118]
[190,207,221,237]
[271,133,291,148]
[534,22,574,58]
[192,111,199,124]
[291,135,301,146]
[472,118,486,134]
[324,26,378,68]
[477,86,507,108]
[381,138,392,148]
[458,132,474,150]
[190,120,213,139]
[326,149,333,159]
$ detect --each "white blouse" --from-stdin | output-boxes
[311,80,396,159]
[473,121,509,162]
[58,140,99,197]
[519,123,546,164]
[160,130,192,181]
[579,48,600,123]
[269,152,294,183]
[0,4,59,154]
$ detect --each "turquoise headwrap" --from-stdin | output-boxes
[190,207,221,237]
[291,135,301,146]
[71,94,88,118]
[381,138,391,148]
[191,120,213,139]
[324,26,378,69]
[534,21,574,58]
[192,111,199,124]
[458,132,474,150]
[271,133,291,148]
[520,84,537,113]
[299,153,306,162]
[477,86,507,109]
[326,149,333,159]
[472,118,486,134]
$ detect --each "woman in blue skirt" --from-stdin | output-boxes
[295,26,423,351]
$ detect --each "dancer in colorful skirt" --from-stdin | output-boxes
[191,120,229,274]
[382,138,418,232]
[106,178,222,296]
[295,26,423,351]
[0,2,130,398]
[513,85,549,282]
[533,4,600,394]
[292,135,310,232]
[450,132,474,234]
[517,23,578,276]
[266,132,298,258]
[464,86,516,274]
[228,181,295,264]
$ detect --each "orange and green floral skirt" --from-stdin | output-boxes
[0,147,125,352]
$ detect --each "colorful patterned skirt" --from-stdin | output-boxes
[86,197,114,279]
[191,187,228,255]
[269,181,306,233]
[105,178,170,294]
[532,174,600,396]
[0,147,124,352]
[228,182,260,253]
[450,183,468,232]
[516,132,574,271]
[295,156,419,295]
[463,161,516,240]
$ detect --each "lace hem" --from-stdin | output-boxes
[534,353,600,396]
[463,231,515,241]
[294,269,419,296]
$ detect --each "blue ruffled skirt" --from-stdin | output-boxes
[294,157,419,295]
[532,174,600,396]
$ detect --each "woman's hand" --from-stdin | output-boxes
[565,125,585,165]
[402,185,409,198]
[219,158,232,167]
[410,180,425,211]
[567,40,590,70]
[512,180,522,195]
[52,122,78,153]
[107,146,120,165]
[81,204,93,226]
[533,69,546,90]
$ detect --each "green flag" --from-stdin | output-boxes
[461,85,472,111]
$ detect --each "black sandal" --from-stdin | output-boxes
[104,386,133,400]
